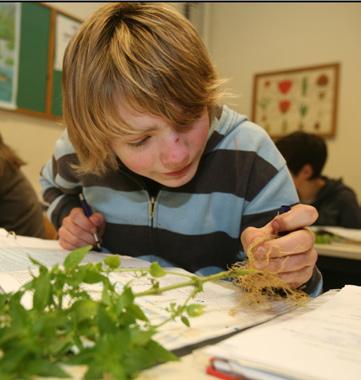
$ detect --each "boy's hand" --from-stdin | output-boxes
[58,208,105,250]
[241,204,318,289]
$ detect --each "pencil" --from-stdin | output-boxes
[276,204,292,236]
[79,193,101,250]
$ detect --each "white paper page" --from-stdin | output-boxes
[0,271,34,293]
[0,229,294,352]
[0,227,149,272]
[207,285,361,380]
[0,264,292,352]
[0,246,70,271]
[0,228,62,249]
[102,268,293,350]
[0,246,150,272]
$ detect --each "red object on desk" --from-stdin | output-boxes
[206,357,249,380]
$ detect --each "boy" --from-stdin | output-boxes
[276,131,361,228]
[41,3,321,295]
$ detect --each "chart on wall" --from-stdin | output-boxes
[0,3,20,109]
[0,3,82,119]
[52,13,81,116]
[252,63,339,139]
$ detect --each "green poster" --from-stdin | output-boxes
[0,3,19,109]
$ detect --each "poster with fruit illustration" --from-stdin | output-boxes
[252,63,339,139]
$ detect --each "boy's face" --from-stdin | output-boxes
[110,103,210,187]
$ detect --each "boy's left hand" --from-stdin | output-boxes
[241,204,318,289]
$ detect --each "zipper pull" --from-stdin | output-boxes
[149,196,156,226]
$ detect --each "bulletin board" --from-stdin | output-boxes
[251,63,340,139]
[0,3,81,120]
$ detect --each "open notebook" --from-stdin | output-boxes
[206,285,361,380]
[0,228,294,352]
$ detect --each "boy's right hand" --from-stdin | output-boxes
[58,207,105,250]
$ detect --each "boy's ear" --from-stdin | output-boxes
[300,164,314,180]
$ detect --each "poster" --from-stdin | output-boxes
[0,3,20,109]
[252,63,339,138]
[54,13,81,71]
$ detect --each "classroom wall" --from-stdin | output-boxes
[206,3,361,198]
[1,3,361,201]
[0,2,105,198]
[0,109,62,196]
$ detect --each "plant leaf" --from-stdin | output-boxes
[186,303,204,317]
[28,256,48,270]
[103,255,121,269]
[64,245,92,271]
[82,267,106,284]
[33,272,51,311]
[127,304,148,322]
[180,316,190,327]
[26,359,70,378]
[149,262,166,278]
[72,299,98,322]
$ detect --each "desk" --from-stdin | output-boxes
[0,231,287,380]
[315,243,361,291]
[44,289,345,380]
[56,351,212,380]
[140,351,211,379]
[315,242,361,260]
[1,230,355,380]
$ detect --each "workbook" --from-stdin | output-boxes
[0,228,293,352]
[206,285,361,380]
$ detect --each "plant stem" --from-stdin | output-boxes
[134,268,253,297]
[154,287,199,329]
[115,267,191,278]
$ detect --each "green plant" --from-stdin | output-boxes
[0,246,252,380]
[315,232,336,245]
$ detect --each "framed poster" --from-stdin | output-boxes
[0,3,81,119]
[252,63,339,139]
[0,3,20,109]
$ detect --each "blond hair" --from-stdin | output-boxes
[63,2,223,175]
[0,133,25,175]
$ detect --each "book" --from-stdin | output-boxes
[0,228,294,352]
[206,285,361,380]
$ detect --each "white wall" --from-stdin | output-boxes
[0,110,63,196]
[207,3,361,198]
[45,2,107,20]
[1,3,361,201]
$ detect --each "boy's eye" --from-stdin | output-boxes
[128,136,150,147]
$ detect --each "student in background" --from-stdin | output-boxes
[276,131,361,228]
[41,3,321,295]
[0,133,46,238]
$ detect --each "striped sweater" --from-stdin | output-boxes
[41,105,299,272]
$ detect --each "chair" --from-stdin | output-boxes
[43,214,57,240]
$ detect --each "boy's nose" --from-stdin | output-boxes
[160,133,190,169]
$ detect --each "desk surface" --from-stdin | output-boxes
[140,351,211,380]
[42,351,212,380]
[2,230,356,379]
[315,242,361,260]
[42,290,342,380]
